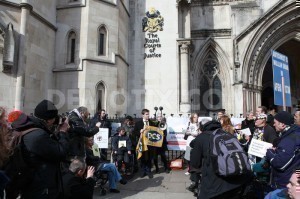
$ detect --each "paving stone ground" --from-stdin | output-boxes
[93,168,196,199]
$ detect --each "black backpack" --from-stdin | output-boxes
[4,128,38,199]
[209,128,251,177]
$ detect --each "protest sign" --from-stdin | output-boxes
[94,128,109,149]
[248,139,273,158]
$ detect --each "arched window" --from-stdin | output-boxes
[67,31,76,64]
[199,53,222,112]
[98,26,107,56]
[96,82,105,111]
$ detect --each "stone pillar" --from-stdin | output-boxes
[15,2,32,110]
[179,41,191,113]
[243,88,247,117]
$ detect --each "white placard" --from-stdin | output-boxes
[166,117,189,151]
[118,140,126,148]
[231,118,245,126]
[111,122,121,136]
[240,128,252,136]
[92,144,100,157]
[94,128,109,149]
[248,139,273,158]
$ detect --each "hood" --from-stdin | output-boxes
[202,120,222,132]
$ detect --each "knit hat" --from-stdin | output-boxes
[8,111,29,129]
[274,111,294,126]
[34,100,58,120]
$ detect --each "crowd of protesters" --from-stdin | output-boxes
[1,101,300,199]
[184,106,300,199]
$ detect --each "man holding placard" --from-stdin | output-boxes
[266,111,300,189]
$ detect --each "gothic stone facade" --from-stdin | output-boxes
[0,0,299,116]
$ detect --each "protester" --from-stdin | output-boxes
[184,113,200,175]
[286,170,300,199]
[253,113,277,144]
[266,111,300,189]
[216,110,225,122]
[190,120,251,199]
[90,109,112,160]
[133,109,155,178]
[112,127,132,174]
[85,137,127,193]
[10,100,70,198]
[0,107,10,199]
[220,115,235,135]
[62,158,96,199]
[294,109,300,126]
[68,106,100,160]
[153,114,170,174]
[123,115,138,172]
[256,105,274,127]
[241,111,256,134]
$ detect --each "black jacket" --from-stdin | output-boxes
[62,171,95,199]
[190,121,251,199]
[68,110,99,157]
[112,134,132,152]
[20,116,69,199]
[241,119,255,134]
[90,113,112,136]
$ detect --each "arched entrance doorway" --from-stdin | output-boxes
[241,2,300,114]
[262,39,300,111]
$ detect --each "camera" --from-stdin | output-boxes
[54,112,68,126]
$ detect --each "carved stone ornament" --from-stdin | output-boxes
[2,23,17,74]
[202,57,219,78]
[142,7,164,33]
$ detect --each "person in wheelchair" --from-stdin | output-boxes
[112,127,132,175]
[85,137,127,194]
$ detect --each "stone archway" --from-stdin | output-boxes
[241,2,300,112]
[191,38,232,115]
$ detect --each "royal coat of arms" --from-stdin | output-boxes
[142,7,164,32]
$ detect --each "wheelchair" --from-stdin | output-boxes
[112,151,135,176]
[94,164,109,196]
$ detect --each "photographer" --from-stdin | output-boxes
[9,100,70,199]
[68,107,100,160]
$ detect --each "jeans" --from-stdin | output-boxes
[99,163,122,189]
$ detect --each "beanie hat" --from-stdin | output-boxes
[7,110,23,123]
[9,111,29,129]
[34,100,58,120]
[274,111,294,126]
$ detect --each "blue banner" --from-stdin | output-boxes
[272,50,291,107]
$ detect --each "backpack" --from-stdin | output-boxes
[209,128,251,177]
[4,128,39,199]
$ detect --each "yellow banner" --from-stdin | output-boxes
[143,126,164,147]
[136,126,164,159]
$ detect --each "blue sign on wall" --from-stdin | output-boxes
[272,50,291,107]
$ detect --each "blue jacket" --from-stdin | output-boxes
[266,125,300,188]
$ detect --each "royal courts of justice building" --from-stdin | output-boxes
[1,0,300,116]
